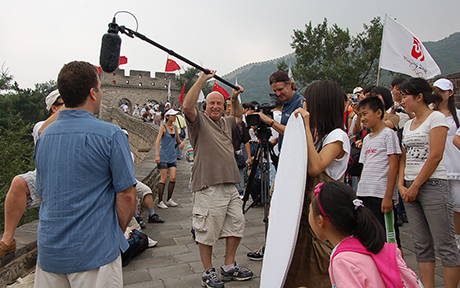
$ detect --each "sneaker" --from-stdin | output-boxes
[247,245,264,261]
[148,213,165,223]
[0,239,16,258]
[166,199,178,207]
[158,201,168,209]
[220,262,253,282]
[201,267,224,288]
[135,217,147,229]
[148,237,158,248]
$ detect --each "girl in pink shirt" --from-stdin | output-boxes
[309,181,421,288]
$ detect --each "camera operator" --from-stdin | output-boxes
[243,101,260,158]
[255,71,304,152]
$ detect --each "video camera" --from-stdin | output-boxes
[245,94,278,142]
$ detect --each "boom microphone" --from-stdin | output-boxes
[99,18,121,73]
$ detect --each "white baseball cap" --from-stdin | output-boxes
[433,78,454,91]
[45,90,61,111]
[165,109,179,116]
[353,87,363,94]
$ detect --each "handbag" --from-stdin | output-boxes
[180,127,186,139]
[347,129,368,177]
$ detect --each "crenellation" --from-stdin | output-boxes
[99,69,181,121]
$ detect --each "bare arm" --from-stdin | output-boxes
[116,185,136,232]
[257,112,286,135]
[244,142,252,164]
[38,105,66,135]
[294,107,345,176]
[230,85,244,125]
[383,119,395,129]
[155,125,165,164]
[454,134,460,150]
[352,114,363,134]
[183,70,216,123]
[382,154,399,213]
[401,126,448,203]
[398,146,407,192]
[175,125,185,149]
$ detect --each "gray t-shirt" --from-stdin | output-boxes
[186,108,241,192]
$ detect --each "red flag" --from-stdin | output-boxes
[119,56,128,65]
[165,58,181,72]
[212,82,230,99]
[179,81,186,105]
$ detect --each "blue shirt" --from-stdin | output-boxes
[278,91,304,150]
[34,109,137,274]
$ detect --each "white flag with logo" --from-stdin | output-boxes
[379,14,441,79]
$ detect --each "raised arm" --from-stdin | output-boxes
[230,85,244,125]
[183,70,216,123]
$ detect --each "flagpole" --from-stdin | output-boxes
[377,68,381,86]
[118,25,240,91]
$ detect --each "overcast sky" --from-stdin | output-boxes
[1,0,459,89]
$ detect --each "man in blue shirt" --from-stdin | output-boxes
[33,61,137,287]
[248,71,304,261]
[258,71,304,151]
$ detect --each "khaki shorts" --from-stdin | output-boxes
[34,255,123,288]
[135,180,152,200]
[18,170,42,209]
[192,184,245,246]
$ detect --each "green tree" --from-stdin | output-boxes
[0,111,37,231]
[0,68,56,127]
[291,17,383,93]
[276,60,288,73]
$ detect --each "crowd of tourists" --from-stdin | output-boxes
[1,62,460,288]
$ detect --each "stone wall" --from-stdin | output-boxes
[99,69,181,122]
[110,108,160,190]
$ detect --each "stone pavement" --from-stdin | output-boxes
[123,150,265,288]
[3,143,450,288]
[123,148,449,287]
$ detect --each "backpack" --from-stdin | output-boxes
[347,130,367,176]
[121,229,149,267]
[331,237,422,288]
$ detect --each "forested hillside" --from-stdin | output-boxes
[224,31,460,102]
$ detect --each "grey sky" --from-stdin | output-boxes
[1,0,458,89]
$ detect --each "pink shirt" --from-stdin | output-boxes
[330,251,387,287]
[329,240,420,288]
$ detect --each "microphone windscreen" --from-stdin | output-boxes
[99,33,121,73]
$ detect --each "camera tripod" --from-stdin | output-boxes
[242,131,274,237]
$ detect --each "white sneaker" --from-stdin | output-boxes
[158,201,168,209]
[167,199,178,207]
[148,237,158,248]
